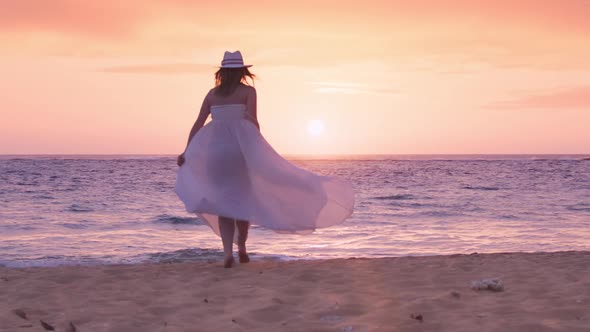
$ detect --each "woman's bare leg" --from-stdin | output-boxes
[236,220,250,263]
[218,216,235,267]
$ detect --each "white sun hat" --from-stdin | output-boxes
[219,50,252,68]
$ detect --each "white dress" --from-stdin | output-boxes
[175,104,354,237]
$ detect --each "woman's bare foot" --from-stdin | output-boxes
[224,256,235,268]
[238,251,250,263]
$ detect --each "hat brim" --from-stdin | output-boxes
[219,64,253,68]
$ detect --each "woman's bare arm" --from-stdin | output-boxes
[246,87,260,130]
[178,92,211,166]
[185,93,211,149]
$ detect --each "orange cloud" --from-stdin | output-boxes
[486,86,590,110]
[100,63,214,74]
[310,82,398,96]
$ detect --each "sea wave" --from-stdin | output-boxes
[153,214,203,225]
[462,186,500,191]
[144,248,224,263]
[143,248,291,264]
[373,194,415,200]
[67,204,94,212]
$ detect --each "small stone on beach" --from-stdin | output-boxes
[450,291,461,299]
[471,278,504,292]
[410,313,423,322]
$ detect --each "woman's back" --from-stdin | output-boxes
[206,83,258,128]
[207,83,253,106]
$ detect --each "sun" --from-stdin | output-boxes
[307,120,325,136]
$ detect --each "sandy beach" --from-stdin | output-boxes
[1,251,589,332]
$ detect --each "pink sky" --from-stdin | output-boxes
[1,0,589,154]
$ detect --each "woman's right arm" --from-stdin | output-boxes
[178,92,211,166]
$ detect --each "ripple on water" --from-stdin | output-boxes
[16,182,38,186]
[566,203,590,212]
[67,204,94,212]
[32,195,54,199]
[497,214,519,219]
[59,223,91,229]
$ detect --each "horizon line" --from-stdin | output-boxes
[1,153,589,156]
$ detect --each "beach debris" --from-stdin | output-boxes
[40,319,55,330]
[450,291,461,299]
[66,322,77,332]
[12,309,28,320]
[471,278,504,292]
[203,298,209,303]
[1,276,8,281]
[232,319,237,323]
[410,313,423,322]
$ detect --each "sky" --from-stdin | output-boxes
[0,0,589,155]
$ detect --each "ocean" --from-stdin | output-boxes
[1,154,589,267]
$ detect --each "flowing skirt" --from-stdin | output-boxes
[175,118,354,238]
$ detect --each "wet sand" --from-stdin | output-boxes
[1,251,589,331]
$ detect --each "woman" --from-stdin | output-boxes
[175,51,354,268]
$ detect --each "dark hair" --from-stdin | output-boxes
[213,67,256,97]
